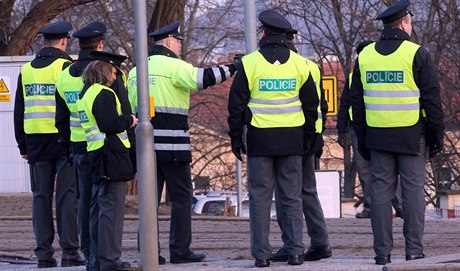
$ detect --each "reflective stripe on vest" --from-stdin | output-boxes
[76,83,130,152]
[21,58,68,134]
[307,59,323,133]
[24,112,55,119]
[153,129,190,151]
[359,41,420,128]
[154,129,190,137]
[154,143,191,151]
[55,65,86,142]
[24,100,55,106]
[70,120,81,127]
[243,50,308,128]
[155,106,189,115]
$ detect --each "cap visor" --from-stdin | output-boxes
[173,34,184,40]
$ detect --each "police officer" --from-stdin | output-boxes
[349,0,444,265]
[13,21,85,268]
[337,41,404,219]
[127,21,236,264]
[271,28,332,263]
[55,22,119,271]
[76,51,137,271]
[228,11,319,267]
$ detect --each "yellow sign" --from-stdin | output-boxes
[322,75,338,116]
[0,79,9,92]
[0,78,11,102]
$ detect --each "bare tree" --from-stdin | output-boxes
[1,0,98,55]
[146,0,186,51]
[412,0,460,206]
[3,0,457,199]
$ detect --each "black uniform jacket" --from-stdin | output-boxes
[349,28,444,155]
[14,47,72,163]
[305,77,328,157]
[337,76,352,134]
[80,84,134,182]
[55,50,136,162]
[228,35,319,157]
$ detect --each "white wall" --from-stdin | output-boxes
[0,56,34,192]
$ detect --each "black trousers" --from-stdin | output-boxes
[30,157,79,261]
[157,161,193,257]
[74,153,92,261]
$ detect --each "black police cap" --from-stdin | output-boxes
[73,22,107,45]
[149,21,184,41]
[285,28,298,52]
[258,10,291,33]
[286,28,298,41]
[38,21,72,40]
[376,0,413,24]
[89,51,127,68]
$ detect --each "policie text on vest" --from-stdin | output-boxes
[25,84,56,96]
[259,78,296,91]
[366,70,404,84]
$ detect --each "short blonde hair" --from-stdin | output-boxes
[82,60,114,86]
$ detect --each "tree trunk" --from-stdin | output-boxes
[147,0,186,50]
[0,0,15,54]
[3,0,97,56]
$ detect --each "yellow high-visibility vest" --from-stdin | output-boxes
[55,65,86,142]
[307,59,324,133]
[127,55,198,116]
[243,50,308,128]
[359,41,420,128]
[76,83,130,152]
[21,58,69,134]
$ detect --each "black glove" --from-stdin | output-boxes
[304,133,315,155]
[358,143,370,161]
[58,139,73,165]
[315,149,323,158]
[429,136,443,158]
[233,53,244,63]
[338,132,346,149]
[234,53,243,70]
[129,147,137,174]
[226,63,238,77]
[231,144,246,161]
[67,151,74,166]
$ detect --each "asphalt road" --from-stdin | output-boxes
[0,193,459,270]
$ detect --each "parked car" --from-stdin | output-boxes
[193,190,276,217]
[192,194,207,210]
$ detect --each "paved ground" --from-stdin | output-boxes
[0,193,459,270]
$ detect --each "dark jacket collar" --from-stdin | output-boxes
[259,35,289,49]
[77,49,94,61]
[36,47,72,61]
[380,28,410,41]
[149,45,178,58]
[69,50,95,77]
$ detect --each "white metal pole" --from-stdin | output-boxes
[238,0,257,217]
[133,0,158,270]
